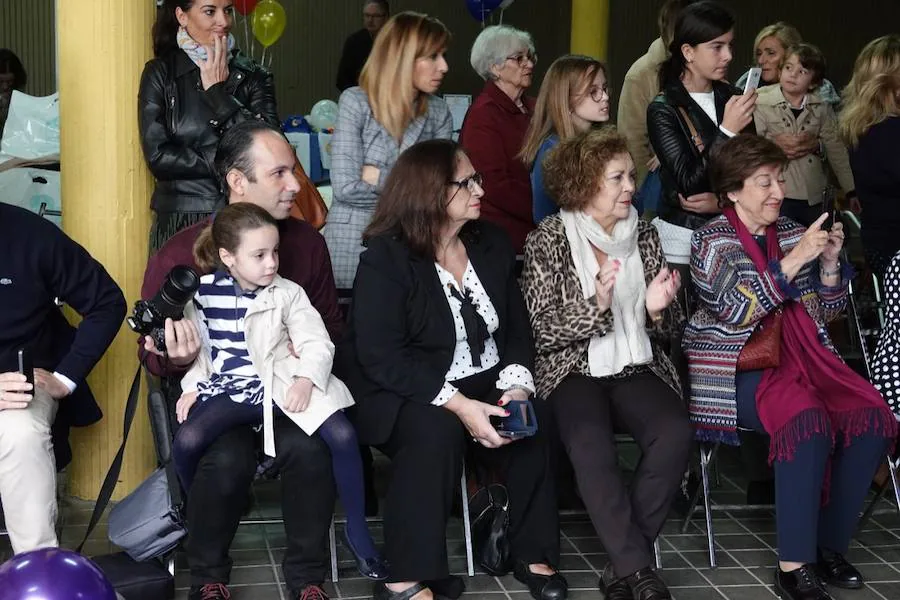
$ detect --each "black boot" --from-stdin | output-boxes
[774,565,833,600]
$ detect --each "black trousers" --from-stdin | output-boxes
[551,371,693,578]
[184,413,336,594]
[377,368,560,582]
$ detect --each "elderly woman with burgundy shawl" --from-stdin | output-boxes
[684,134,896,600]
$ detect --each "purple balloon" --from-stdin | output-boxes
[0,548,117,600]
[465,0,503,22]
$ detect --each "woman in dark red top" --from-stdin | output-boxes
[460,25,537,252]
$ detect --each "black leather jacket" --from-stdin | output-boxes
[138,48,279,214]
[647,79,755,229]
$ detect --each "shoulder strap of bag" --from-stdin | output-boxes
[677,106,706,154]
[77,366,142,552]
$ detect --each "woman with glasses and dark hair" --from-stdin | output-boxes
[520,55,610,224]
[338,139,567,600]
[459,25,538,252]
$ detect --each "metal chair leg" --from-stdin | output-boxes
[461,465,475,577]
[700,444,718,568]
[653,538,662,570]
[329,518,339,583]
[889,456,900,515]
[167,553,176,577]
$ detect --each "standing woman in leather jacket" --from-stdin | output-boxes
[647,1,756,261]
[140,0,280,252]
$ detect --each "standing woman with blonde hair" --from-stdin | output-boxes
[324,11,454,288]
[519,55,610,224]
[840,34,900,277]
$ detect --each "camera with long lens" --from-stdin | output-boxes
[128,265,200,352]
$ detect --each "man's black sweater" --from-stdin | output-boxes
[336,28,374,92]
[0,203,126,402]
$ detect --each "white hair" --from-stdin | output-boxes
[469,25,535,81]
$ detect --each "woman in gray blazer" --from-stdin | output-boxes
[324,11,455,289]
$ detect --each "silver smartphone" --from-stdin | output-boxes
[743,67,762,94]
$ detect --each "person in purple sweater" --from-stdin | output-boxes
[138,120,350,600]
[840,34,900,278]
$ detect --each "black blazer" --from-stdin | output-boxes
[647,79,756,229]
[337,221,534,446]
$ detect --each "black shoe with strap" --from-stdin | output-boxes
[597,563,631,600]
[774,565,834,600]
[373,582,429,600]
[188,583,231,600]
[817,548,864,589]
[624,568,671,600]
[513,561,568,600]
[424,575,465,599]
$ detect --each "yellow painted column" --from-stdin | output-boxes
[57,0,156,499]
[570,0,610,61]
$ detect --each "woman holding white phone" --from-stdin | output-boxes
[647,0,758,262]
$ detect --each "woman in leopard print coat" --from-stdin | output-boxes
[520,128,692,600]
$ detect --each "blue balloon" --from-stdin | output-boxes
[0,548,117,600]
[465,0,503,22]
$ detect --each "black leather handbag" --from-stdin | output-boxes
[468,483,512,576]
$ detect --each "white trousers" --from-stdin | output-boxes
[0,388,59,554]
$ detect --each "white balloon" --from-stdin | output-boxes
[308,99,339,132]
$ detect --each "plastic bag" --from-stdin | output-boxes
[0,90,60,159]
[0,167,62,226]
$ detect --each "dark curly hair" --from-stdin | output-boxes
[541,127,630,211]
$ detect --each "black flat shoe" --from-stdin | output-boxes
[424,575,465,599]
[513,562,568,600]
[817,549,864,589]
[624,568,671,600]
[597,563,631,600]
[774,565,833,600]
[373,583,428,600]
[341,528,389,580]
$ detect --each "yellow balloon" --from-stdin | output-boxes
[252,0,286,48]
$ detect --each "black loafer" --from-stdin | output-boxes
[775,565,833,599]
[624,568,671,600]
[424,575,465,599]
[597,563,631,600]
[342,528,389,580]
[513,562,568,600]
[817,549,863,589]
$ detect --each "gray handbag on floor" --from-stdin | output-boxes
[108,466,185,561]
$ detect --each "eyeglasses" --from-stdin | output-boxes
[588,85,609,103]
[506,52,537,67]
[449,172,484,191]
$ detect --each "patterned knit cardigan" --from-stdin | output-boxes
[683,215,852,446]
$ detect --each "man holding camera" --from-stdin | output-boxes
[138,120,342,600]
[0,202,126,554]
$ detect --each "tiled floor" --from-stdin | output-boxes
[4,448,900,600]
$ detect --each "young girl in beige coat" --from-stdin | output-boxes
[174,202,387,580]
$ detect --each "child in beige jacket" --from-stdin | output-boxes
[754,43,856,227]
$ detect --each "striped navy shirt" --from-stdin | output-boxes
[194,271,265,406]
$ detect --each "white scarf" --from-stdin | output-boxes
[177,26,236,67]
[561,207,653,377]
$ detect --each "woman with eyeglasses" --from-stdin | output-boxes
[338,139,568,600]
[520,55,610,224]
[459,25,538,253]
